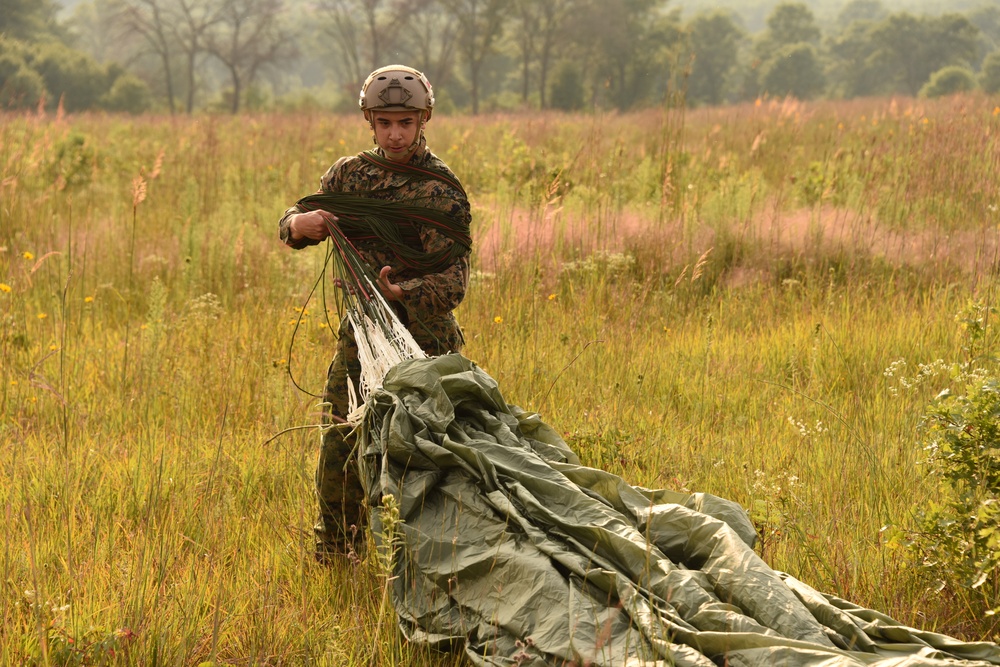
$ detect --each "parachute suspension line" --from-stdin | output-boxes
[324,219,425,424]
[284,241,337,400]
[292,183,470,418]
[296,191,471,274]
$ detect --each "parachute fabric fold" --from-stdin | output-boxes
[357,354,1000,667]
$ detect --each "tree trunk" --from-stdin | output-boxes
[470,69,479,114]
[522,55,530,103]
[160,49,176,114]
[538,40,552,108]
[230,67,241,113]
[185,45,197,113]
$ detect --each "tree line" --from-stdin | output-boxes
[2,0,1000,114]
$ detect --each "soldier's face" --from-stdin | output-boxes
[371,110,423,162]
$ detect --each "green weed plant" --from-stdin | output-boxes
[905,302,1000,618]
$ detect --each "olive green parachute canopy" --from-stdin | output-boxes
[311,164,1000,665]
[355,354,1000,667]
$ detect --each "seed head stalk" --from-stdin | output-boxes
[123,175,146,396]
[59,198,72,456]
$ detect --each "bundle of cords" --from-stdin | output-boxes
[299,150,471,276]
[296,187,470,423]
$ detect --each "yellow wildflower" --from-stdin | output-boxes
[494,316,503,324]
[547,294,556,301]
[37,313,47,320]
[84,295,94,303]
[49,344,58,351]
[0,283,11,293]
[22,251,34,260]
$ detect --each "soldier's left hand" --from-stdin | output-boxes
[378,266,403,301]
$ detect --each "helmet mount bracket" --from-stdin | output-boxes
[377,79,413,107]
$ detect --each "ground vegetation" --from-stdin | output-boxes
[2,94,1000,662]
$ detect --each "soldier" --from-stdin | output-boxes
[278,65,472,562]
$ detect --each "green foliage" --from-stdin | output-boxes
[0,0,61,41]
[981,51,1000,94]
[684,11,746,106]
[0,35,32,62]
[765,2,822,46]
[562,0,685,110]
[748,2,823,99]
[273,86,341,113]
[907,302,1000,615]
[869,12,980,96]
[967,5,1000,69]
[0,52,44,110]
[797,161,829,206]
[0,37,121,113]
[372,493,405,664]
[100,73,153,114]
[919,65,977,98]
[18,587,138,667]
[558,251,638,286]
[47,131,99,188]
[836,0,888,29]
[549,62,585,111]
[759,43,826,99]
[29,0,1000,113]
[16,0,997,113]
[825,18,892,98]
[31,40,109,112]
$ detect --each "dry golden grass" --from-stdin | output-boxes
[2,95,1000,664]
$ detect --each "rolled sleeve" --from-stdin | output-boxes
[278,205,324,249]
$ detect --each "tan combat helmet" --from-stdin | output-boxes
[359,65,435,122]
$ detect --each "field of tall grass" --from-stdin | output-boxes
[2,94,1000,665]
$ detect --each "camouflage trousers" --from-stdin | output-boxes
[315,320,366,554]
[315,314,464,554]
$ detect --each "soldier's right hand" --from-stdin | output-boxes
[289,210,337,241]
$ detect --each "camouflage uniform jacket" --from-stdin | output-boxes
[279,138,471,353]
